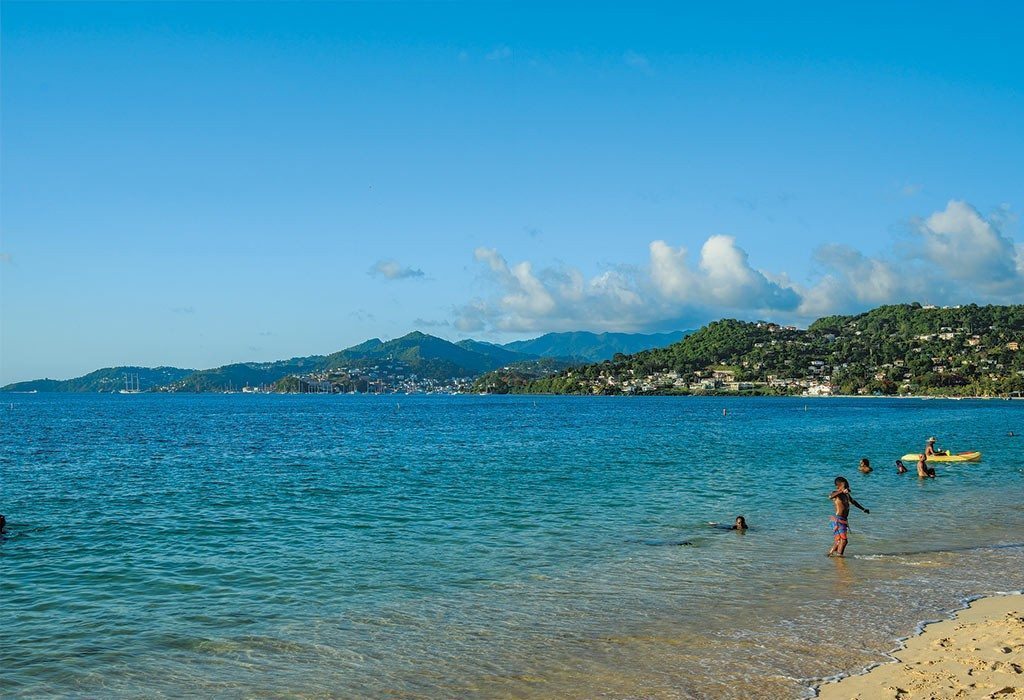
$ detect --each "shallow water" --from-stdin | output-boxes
[2,394,1023,698]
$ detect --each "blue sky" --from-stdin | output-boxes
[2,2,1022,383]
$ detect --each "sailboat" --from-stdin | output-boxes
[119,373,141,394]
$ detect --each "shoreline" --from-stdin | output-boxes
[3,390,1021,399]
[815,592,1024,699]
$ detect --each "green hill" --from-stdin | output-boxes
[2,366,194,393]
[168,332,534,391]
[0,329,701,394]
[471,358,580,393]
[325,331,526,379]
[516,304,1024,396]
[503,330,690,362]
[456,339,535,366]
[165,356,333,392]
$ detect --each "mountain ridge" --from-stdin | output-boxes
[1,330,688,392]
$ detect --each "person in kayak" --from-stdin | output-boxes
[828,476,869,558]
[925,437,948,457]
[895,459,908,474]
[858,457,872,473]
[916,454,936,478]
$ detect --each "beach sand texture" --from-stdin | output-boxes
[818,594,1024,699]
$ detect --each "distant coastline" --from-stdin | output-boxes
[6,303,1024,398]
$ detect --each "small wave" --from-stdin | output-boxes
[851,541,1024,560]
[808,589,1024,697]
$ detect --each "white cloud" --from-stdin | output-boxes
[650,236,800,311]
[649,240,696,300]
[698,235,801,310]
[915,200,1021,289]
[455,200,1024,334]
[798,245,921,317]
[800,201,1024,315]
[370,259,425,280]
[458,237,799,333]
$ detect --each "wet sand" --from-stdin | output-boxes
[817,594,1024,699]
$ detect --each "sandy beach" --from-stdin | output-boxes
[817,594,1024,699]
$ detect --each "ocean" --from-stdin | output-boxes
[2,394,1023,698]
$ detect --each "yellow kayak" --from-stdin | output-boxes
[900,451,982,463]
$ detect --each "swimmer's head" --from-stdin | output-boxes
[734,516,747,530]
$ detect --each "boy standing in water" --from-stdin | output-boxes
[828,476,869,557]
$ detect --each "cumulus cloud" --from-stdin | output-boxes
[455,247,651,332]
[800,200,1024,315]
[454,200,1024,333]
[650,236,800,311]
[798,245,921,317]
[915,200,1021,288]
[457,237,799,333]
[370,259,425,280]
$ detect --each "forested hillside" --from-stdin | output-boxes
[514,304,1024,396]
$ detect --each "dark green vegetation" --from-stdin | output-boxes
[163,332,528,392]
[0,366,194,393]
[3,330,687,393]
[504,330,690,362]
[167,356,332,392]
[471,358,578,394]
[513,304,1024,396]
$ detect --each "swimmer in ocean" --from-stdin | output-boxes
[895,459,908,474]
[708,516,748,531]
[858,457,872,473]
[916,454,936,479]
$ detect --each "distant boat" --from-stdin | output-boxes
[119,373,141,394]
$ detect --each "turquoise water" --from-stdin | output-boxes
[2,395,1023,698]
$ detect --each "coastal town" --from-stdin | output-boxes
[480,307,1024,397]
[249,360,476,395]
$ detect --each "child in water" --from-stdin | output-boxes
[828,476,869,557]
[895,459,908,474]
[858,458,872,473]
[708,516,748,531]
[916,454,936,479]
